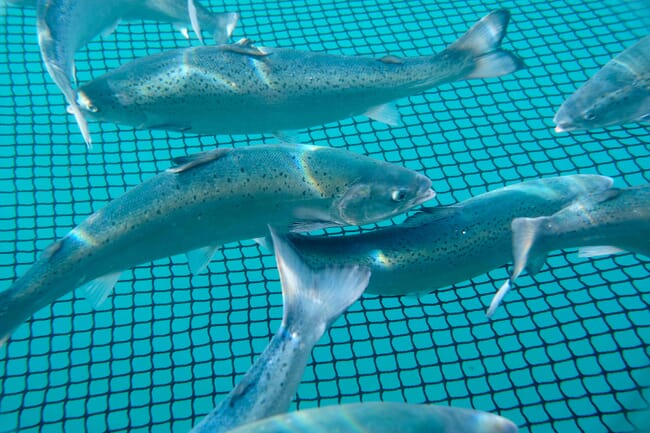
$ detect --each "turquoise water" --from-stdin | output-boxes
[0,0,649,432]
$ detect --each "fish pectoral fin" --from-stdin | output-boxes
[364,103,400,127]
[187,0,205,45]
[186,245,221,275]
[511,216,547,277]
[168,148,233,173]
[578,246,625,258]
[79,271,122,309]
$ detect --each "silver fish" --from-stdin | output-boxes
[223,402,518,433]
[554,35,650,132]
[189,227,370,433]
[494,184,650,313]
[76,9,524,140]
[0,144,434,346]
[37,0,239,147]
[259,175,613,312]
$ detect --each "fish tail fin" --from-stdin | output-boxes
[0,276,41,348]
[66,102,92,149]
[269,226,370,338]
[210,11,239,44]
[449,9,525,79]
[487,216,547,317]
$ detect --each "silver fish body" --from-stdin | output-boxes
[554,35,650,132]
[510,184,650,279]
[37,0,238,146]
[77,9,524,137]
[0,144,433,346]
[280,175,613,298]
[190,229,370,433]
[491,184,650,316]
[224,402,518,433]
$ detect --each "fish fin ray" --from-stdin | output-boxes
[168,148,233,173]
[187,0,204,44]
[578,246,625,258]
[364,103,401,127]
[80,271,122,309]
[186,245,220,274]
[511,216,547,278]
[269,226,370,333]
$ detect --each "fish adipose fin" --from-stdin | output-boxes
[487,216,546,317]
[449,9,525,79]
[269,226,370,333]
[168,148,233,173]
[220,38,268,57]
[79,271,122,309]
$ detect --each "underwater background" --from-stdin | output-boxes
[0,0,648,432]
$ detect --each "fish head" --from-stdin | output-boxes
[554,62,649,132]
[333,163,435,226]
[76,77,149,128]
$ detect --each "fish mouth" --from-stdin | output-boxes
[412,176,436,206]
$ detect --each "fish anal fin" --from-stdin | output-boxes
[168,148,233,173]
[578,246,625,258]
[364,102,400,127]
[80,271,122,309]
[186,245,220,275]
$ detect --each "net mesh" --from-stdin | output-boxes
[0,0,649,432]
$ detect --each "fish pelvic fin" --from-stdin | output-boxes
[449,9,525,79]
[487,216,547,317]
[269,226,370,338]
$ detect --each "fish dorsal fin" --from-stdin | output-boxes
[220,38,268,57]
[578,246,625,258]
[186,245,221,275]
[378,55,404,64]
[168,148,232,173]
[364,102,400,127]
[80,271,122,309]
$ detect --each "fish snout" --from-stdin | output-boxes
[413,175,436,206]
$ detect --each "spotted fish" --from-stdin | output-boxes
[554,35,650,132]
[0,144,434,346]
[189,228,370,433]
[258,175,613,313]
[37,0,238,147]
[223,402,518,433]
[76,9,524,141]
[493,184,650,314]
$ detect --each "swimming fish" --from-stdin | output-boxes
[493,184,650,313]
[76,9,524,140]
[554,35,650,132]
[37,0,239,147]
[222,402,518,433]
[189,227,370,433]
[0,144,434,346]
[258,175,613,308]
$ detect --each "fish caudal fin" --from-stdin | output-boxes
[211,12,239,44]
[450,9,525,79]
[487,216,547,317]
[269,226,370,337]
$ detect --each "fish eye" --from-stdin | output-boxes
[582,110,596,121]
[391,189,407,202]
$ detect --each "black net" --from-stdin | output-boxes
[0,0,649,432]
